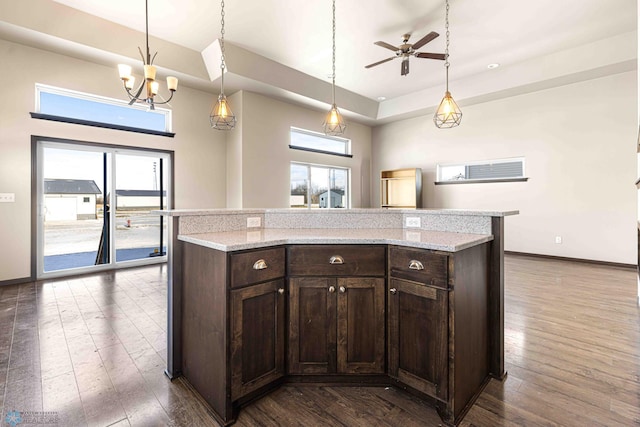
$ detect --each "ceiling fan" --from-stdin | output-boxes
[365,32,446,76]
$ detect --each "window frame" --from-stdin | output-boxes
[435,157,528,185]
[289,127,352,158]
[30,84,174,137]
[290,161,351,209]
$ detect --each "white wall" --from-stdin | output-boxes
[0,39,227,282]
[229,91,372,209]
[372,71,637,264]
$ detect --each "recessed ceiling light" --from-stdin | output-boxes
[377,96,386,101]
[487,63,500,69]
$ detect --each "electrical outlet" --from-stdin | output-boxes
[405,217,421,228]
[555,236,562,244]
[247,217,262,228]
[0,193,15,203]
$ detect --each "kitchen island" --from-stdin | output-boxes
[159,208,517,426]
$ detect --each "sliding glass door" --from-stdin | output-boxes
[36,140,171,278]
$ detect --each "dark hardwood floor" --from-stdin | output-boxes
[0,255,638,426]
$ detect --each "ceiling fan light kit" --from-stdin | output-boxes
[323,0,346,136]
[210,0,237,130]
[117,0,178,110]
[434,0,462,129]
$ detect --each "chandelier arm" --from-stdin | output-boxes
[150,91,174,106]
[138,47,145,63]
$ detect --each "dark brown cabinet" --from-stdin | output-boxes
[287,245,386,375]
[388,277,448,401]
[181,241,491,427]
[181,243,286,426]
[230,278,285,400]
[387,244,490,425]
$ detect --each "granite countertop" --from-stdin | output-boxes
[178,228,494,252]
[159,208,518,217]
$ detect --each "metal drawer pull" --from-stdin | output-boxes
[409,260,424,271]
[329,255,344,265]
[277,288,284,294]
[390,288,397,295]
[339,286,346,293]
[252,259,268,270]
[329,286,336,293]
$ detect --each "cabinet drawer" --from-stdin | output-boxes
[389,246,448,289]
[288,245,385,277]
[230,247,285,288]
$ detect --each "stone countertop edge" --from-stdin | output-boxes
[177,230,494,253]
[156,208,519,217]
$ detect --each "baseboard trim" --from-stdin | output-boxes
[505,251,636,270]
[0,276,33,287]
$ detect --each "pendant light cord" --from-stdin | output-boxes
[145,0,150,64]
[331,0,336,105]
[220,0,227,94]
[444,0,450,92]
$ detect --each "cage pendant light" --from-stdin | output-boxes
[323,0,346,136]
[210,0,237,130]
[434,0,462,129]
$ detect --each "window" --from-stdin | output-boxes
[32,84,173,136]
[289,127,351,157]
[290,162,349,209]
[83,197,90,203]
[436,157,528,184]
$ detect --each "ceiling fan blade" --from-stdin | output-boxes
[374,41,399,52]
[365,57,396,68]
[415,52,447,60]
[401,59,409,76]
[411,31,439,50]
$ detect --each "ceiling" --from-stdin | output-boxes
[0,0,637,124]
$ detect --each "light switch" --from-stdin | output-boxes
[0,193,15,202]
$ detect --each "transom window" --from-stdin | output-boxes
[289,127,351,157]
[34,84,172,134]
[436,157,527,184]
[290,162,349,209]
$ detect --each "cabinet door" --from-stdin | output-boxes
[337,277,385,374]
[388,278,448,402]
[230,279,285,400]
[288,277,337,374]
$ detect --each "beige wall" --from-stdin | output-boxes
[229,91,372,209]
[372,71,638,264]
[0,39,227,282]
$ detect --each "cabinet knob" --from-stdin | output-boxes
[252,259,268,270]
[277,288,284,294]
[409,260,424,271]
[339,286,346,293]
[329,255,344,265]
[390,288,397,295]
[329,286,336,293]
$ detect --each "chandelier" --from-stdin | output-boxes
[322,0,346,136]
[433,0,462,128]
[117,0,178,110]
[210,0,237,130]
